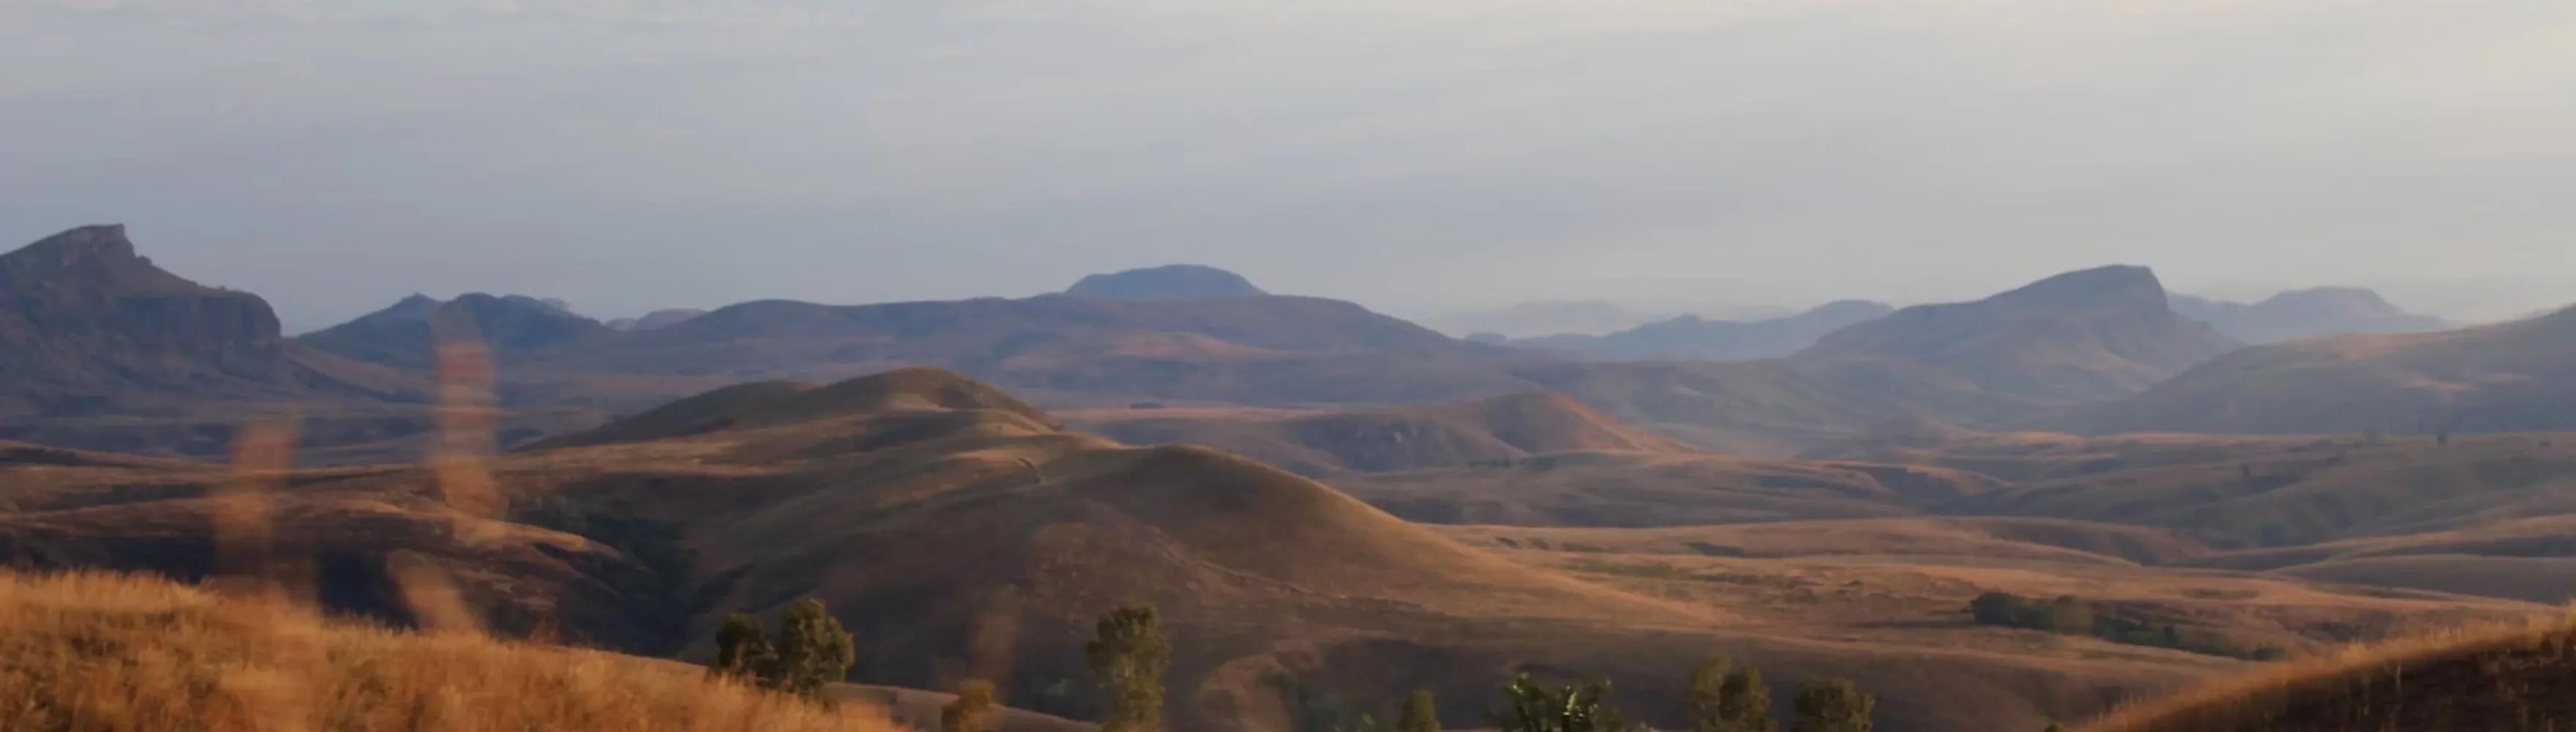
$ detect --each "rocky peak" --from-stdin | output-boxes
[1,225,206,295]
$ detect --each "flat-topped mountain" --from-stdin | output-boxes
[2171,287,2449,344]
[1063,264,1267,299]
[0,225,399,416]
[1791,266,2242,411]
[1516,300,1893,361]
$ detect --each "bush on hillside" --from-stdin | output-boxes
[710,598,858,703]
[1086,604,1170,732]
[1789,679,1873,732]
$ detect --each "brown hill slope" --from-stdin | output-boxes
[1791,266,2240,420]
[1063,390,1690,475]
[0,367,2288,732]
[0,569,902,732]
[2071,306,2576,435]
[2080,618,2576,731]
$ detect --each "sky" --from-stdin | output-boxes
[4,1,2572,332]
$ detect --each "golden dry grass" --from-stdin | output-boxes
[0,569,906,732]
[2079,612,2576,731]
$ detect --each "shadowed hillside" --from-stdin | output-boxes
[0,367,2296,731]
[2071,307,2576,436]
[1063,390,1690,475]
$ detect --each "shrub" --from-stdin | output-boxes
[1718,665,1776,732]
[1086,604,1171,732]
[1397,690,1441,732]
[941,679,996,732]
[1789,679,1873,732]
[708,599,856,703]
[1491,674,1645,732]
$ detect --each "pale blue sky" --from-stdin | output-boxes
[5,1,2571,331]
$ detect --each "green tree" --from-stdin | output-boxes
[1789,679,1873,732]
[1492,674,1642,732]
[941,679,996,732]
[1718,666,1775,732]
[1396,689,1440,732]
[712,613,773,682]
[1086,604,1171,732]
[1686,657,1731,732]
[770,598,858,701]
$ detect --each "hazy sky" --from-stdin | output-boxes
[5,1,2572,332]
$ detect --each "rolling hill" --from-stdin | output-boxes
[0,367,2353,732]
[2080,617,2576,731]
[2170,288,2449,344]
[2070,306,2576,435]
[1513,300,1893,362]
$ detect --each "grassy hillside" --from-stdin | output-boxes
[1943,432,2576,548]
[2080,617,2576,731]
[0,569,899,732]
[2071,306,2576,436]
[0,367,2347,732]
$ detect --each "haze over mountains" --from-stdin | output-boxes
[1512,300,1895,362]
[16,220,2576,730]
[2170,288,2451,344]
[12,225,2564,463]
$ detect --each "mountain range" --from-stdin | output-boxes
[2170,288,2449,344]
[1510,300,1895,361]
[8,224,2572,463]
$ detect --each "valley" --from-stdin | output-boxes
[4,225,2575,731]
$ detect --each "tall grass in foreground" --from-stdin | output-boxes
[2079,612,2576,731]
[0,569,905,731]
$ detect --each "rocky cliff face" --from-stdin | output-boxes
[0,225,304,414]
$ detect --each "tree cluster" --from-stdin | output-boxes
[711,597,858,703]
